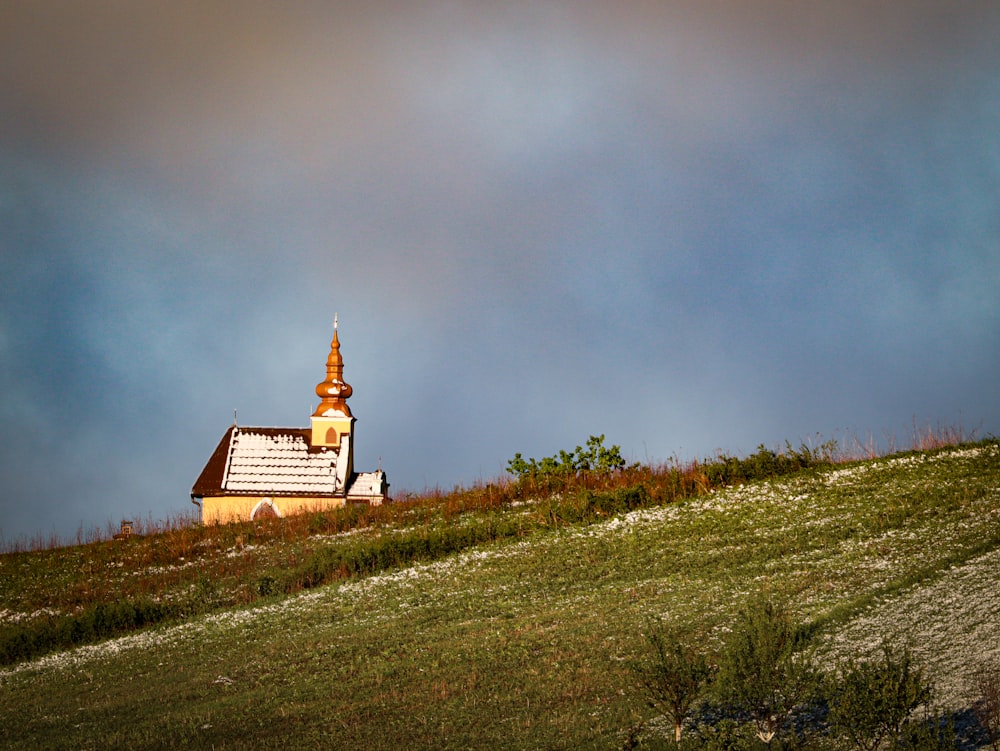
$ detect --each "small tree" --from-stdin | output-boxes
[635,623,716,743]
[827,643,932,751]
[974,664,1000,751]
[717,598,818,746]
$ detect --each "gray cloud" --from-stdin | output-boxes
[2,1,999,541]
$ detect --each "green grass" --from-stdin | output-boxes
[1,440,999,749]
[0,444,820,666]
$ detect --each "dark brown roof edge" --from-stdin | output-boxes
[191,425,235,497]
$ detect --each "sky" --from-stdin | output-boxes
[2,1,999,544]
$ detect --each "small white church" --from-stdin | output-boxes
[191,317,388,524]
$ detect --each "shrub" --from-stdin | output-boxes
[895,712,959,750]
[507,434,629,481]
[716,598,819,746]
[256,576,279,597]
[973,664,1000,751]
[634,623,717,743]
[701,444,823,487]
[827,643,932,751]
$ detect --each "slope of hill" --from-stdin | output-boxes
[2,441,998,750]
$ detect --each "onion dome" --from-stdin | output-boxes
[312,315,354,418]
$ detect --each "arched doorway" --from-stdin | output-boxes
[251,499,281,520]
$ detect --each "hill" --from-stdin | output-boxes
[1,440,999,749]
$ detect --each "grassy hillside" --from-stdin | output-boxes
[0,441,822,666]
[1,440,999,749]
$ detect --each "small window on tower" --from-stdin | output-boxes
[326,427,337,444]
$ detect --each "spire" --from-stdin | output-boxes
[313,315,353,419]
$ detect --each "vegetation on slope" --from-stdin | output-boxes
[0,436,997,750]
[0,438,829,666]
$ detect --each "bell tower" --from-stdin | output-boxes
[310,315,355,459]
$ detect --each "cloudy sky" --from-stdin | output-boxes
[2,1,998,543]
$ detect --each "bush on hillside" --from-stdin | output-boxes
[973,664,1000,751]
[633,621,717,743]
[628,613,966,751]
[702,443,832,487]
[827,643,932,751]
[715,598,821,747]
[507,434,630,481]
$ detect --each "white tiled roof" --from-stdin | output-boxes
[347,471,387,498]
[221,428,343,495]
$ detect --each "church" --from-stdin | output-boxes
[191,317,389,524]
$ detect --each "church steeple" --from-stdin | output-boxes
[310,315,356,451]
[313,314,353,420]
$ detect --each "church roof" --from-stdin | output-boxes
[191,425,347,498]
[347,470,389,500]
